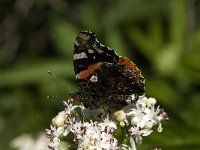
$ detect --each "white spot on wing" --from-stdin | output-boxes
[100,43,105,47]
[95,39,100,43]
[91,42,104,54]
[88,49,94,53]
[107,47,118,55]
[74,52,88,60]
[108,47,112,50]
[75,74,80,79]
[90,75,98,82]
[96,49,104,53]
[74,41,79,46]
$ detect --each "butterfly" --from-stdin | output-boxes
[72,31,145,109]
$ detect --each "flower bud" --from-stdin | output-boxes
[113,110,126,122]
[52,113,66,127]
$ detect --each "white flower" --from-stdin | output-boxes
[137,96,156,108]
[102,115,117,130]
[124,95,168,145]
[129,126,153,144]
[63,99,81,115]
[48,137,60,150]
[72,121,118,149]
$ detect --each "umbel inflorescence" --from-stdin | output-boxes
[46,95,169,150]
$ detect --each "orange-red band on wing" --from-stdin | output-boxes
[119,56,143,77]
[76,62,103,80]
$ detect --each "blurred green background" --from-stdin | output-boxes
[0,0,200,149]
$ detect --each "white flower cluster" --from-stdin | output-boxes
[72,121,118,149]
[119,96,168,146]
[46,96,168,150]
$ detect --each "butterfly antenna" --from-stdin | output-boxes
[48,70,57,79]
[47,95,58,99]
[47,70,77,98]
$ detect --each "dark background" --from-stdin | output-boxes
[0,0,200,149]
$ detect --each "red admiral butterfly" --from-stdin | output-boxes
[72,31,145,109]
